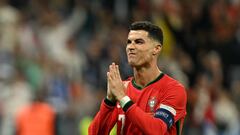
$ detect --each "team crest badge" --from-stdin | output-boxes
[148,97,157,112]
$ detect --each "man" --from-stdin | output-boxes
[16,89,56,135]
[88,21,187,135]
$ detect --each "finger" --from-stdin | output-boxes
[107,71,112,81]
[112,63,118,78]
[111,63,117,72]
[111,62,115,71]
[107,72,111,90]
[109,64,116,78]
[109,64,113,72]
[108,69,114,81]
[109,63,115,77]
[116,65,121,80]
[107,71,110,80]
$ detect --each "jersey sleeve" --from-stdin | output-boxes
[160,81,187,123]
[125,104,168,134]
[88,99,118,135]
[124,81,187,135]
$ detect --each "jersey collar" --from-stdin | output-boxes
[132,72,164,90]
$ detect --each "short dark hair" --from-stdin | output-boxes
[129,21,163,45]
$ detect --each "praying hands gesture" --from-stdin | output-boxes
[107,63,126,101]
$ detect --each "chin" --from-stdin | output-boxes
[128,61,140,67]
[128,61,136,67]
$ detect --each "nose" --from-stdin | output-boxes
[126,42,136,50]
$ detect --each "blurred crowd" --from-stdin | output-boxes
[0,0,240,135]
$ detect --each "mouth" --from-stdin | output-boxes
[128,52,136,56]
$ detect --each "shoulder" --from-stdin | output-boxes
[156,75,187,118]
[161,74,187,100]
[162,74,185,89]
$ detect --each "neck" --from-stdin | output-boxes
[133,64,161,88]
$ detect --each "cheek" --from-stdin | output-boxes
[138,50,153,62]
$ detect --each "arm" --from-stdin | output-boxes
[59,1,87,39]
[125,104,168,134]
[88,98,118,135]
[107,63,167,134]
[89,63,120,135]
[107,63,186,134]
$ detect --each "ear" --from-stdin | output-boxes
[152,44,162,55]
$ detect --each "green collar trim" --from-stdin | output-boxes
[132,72,164,90]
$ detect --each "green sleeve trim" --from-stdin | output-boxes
[176,120,181,135]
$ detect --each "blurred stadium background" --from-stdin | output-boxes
[0,0,240,135]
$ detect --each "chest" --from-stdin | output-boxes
[126,85,166,114]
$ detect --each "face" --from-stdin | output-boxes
[126,30,160,67]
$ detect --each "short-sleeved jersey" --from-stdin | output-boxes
[89,73,187,135]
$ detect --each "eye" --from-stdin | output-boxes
[135,39,144,45]
[127,39,131,45]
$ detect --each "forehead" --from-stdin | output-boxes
[128,30,149,40]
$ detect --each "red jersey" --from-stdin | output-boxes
[89,73,187,135]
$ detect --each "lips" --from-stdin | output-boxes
[128,52,136,56]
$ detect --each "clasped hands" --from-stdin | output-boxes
[107,63,126,101]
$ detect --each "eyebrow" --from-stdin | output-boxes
[135,38,144,43]
[127,38,145,44]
